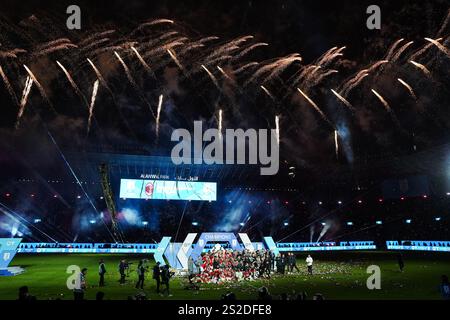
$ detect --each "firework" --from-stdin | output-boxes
[234,42,268,60]
[167,49,184,70]
[79,30,116,46]
[131,46,152,73]
[385,38,404,59]
[15,76,33,128]
[261,85,275,100]
[87,80,99,134]
[424,37,450,57]
[23,64,52,108]
[371,89,391,112]
[114,51,136,87]
[331,89,353,110]
[87,58,110,90]
[409,60,431,76]
[397,78,417,100]
[201,64,220,89]
[391,41,414,62]
[334,130,339,159]
[275,115,280,144]
[35,43,77,57]
[217,66,234,83]
[296,88,332,126]
[233,62,258,74]
[0,65,19,106]
[56,61,87,107]
[218,109,223,141]
[114,51,156,119]
[156,94,163,139]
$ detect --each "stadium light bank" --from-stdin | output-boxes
[170,121,279,175]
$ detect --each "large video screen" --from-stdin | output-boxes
[119,179,217,201]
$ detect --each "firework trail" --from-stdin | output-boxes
[140,19,174,28]
[234,42,268,60]
[409,60,431,76]
[0,65,19,106]
[371,89,392,112]
[265,55,302,83]
[397,78,417,100]
[87,58,110,90]
[167,49,184,70]
[80,38,111,53]
[79,30,116,46]
[156,94,163,139]
[205,36,250,62]
[310,69,338,87]
[246,55,300,86]
[292,65,318,88]
[385,38,404,59]
[424,37,450,57]
[233,62,258,74]
[115,51,156,119]
[331,89,353,111]
[436,9,450,37]
[217,66,234,83]
[316,47,338,65]
[56,61,88,107]
[218,109,223,142]
[36,38,72,50]
[391,41,414,62]
[261,85,275,100]
[408,38,442,61]
[341,72,369,97]
[87,80,99,134]
[23,64,53,108]
[275,115,280,144]
[334,130,339,159]
[114,51,137,87]
[297,88,333,127]
[317,46,345,67]
[15,76,33,128]
[35,43,77,57]
[131,46,153,74]
[201,64,220,89]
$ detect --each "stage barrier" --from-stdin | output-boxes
[386,240,450,252]
[2,234,379,273]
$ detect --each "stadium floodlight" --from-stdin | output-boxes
[33,218,41,223]
[376,220,383,225]
[318,201,323,205]
[89,219,96,224]
[405,219,412,224]
[337,201,342,204]
[434,217,441,221]
[347,222,353,226]
[447,192,450,196]
[283,222,289,226]
[321,222,326,226]
[77,195,81,199]
[192,222,199,226]
[142,221,148,226]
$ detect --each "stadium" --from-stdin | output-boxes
[0,0,449,303]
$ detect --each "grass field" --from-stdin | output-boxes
[1,251,449,300]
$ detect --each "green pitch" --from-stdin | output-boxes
[1,251,449,300]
